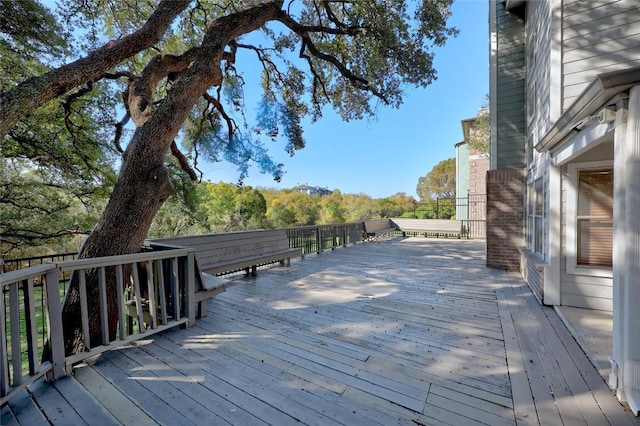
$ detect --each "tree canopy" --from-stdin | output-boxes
[466,96,489,153]
[416,157,456,200]
[0,0,457,355]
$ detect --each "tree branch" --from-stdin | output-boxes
[0,0,191,136]
[113,112,130,154]
[63,83,93,132]
[128,47,201,126]
[203,92,235,142]
[275,12,388,103]
[170,140,198,180]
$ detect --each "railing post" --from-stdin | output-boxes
[44,269,66,380]
[186,252,196,326]
[343,225,347,247]
[0,281,8,397]
[316,227,322,254]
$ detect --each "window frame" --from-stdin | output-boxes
[527,177,545,258]
[566,161,613,277]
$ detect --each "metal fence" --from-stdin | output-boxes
[409,194,486,239]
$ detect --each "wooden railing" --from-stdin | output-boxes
[0,247,196,406]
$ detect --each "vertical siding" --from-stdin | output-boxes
[562,0,640,107]
[495,0,526,170]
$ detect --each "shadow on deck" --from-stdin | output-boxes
[2,238,638,425]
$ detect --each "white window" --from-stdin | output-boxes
[527,178,544,257]
[567,162,613,277]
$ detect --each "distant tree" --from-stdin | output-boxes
[378,198,403,218]
[265,190,319,227]
[341,193,379,222]
[148,166,208,237]
[416,158,456,200]
[388,192,417,214]
[199,181,240,230]
[467,96,489,153]
[235,187,267,229]
[319,190,345,224]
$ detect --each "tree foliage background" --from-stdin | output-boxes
[416,157,456,201]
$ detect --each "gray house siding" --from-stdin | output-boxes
[494,0,526,170]
[555,0,639,311]
[525,0,552,147]
[562,0,640,107]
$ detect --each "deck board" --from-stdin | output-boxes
[6,238,638,425]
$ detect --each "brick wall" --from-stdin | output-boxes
[486,169,524,270]
[469,150,489,197]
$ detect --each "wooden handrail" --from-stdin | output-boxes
[0,248,196,406]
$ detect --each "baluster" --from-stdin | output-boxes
[146,261,156,329]
[131,263,145,333]
[23,278,38,376]
[115,264,126,340]
[78,270,90,350]
[98,267,109,345]
[9,283,20,385]
[0,286,8,396]
[156,260,168,325]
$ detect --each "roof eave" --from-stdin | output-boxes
[535,66,640,152]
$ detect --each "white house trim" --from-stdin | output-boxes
[551,120,614,166]
[544,164,561,305]
[611,98,627,399]
[621,85,640,416]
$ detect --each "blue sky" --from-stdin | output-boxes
[200,0,489,199]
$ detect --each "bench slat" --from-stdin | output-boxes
[364,219,398,237]
[390,219,468,238]
[201,248,300,275]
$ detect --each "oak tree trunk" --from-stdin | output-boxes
[56,1,284,356]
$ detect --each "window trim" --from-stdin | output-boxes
[527,177,545,259]
[566,161,613,277]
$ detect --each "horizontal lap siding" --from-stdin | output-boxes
[555,0,630,311]
[495,0,526,170]
[526,0,552,148]
[560,259,613,311]
[562,0,640,112]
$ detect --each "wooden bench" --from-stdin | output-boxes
[149,230,300,316]
[154,229,300,276]
[363,219,398,238]
[390,218,468,239]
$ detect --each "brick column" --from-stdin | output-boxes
[486,169,524,270]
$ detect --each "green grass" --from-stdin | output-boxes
[4,281,66,379]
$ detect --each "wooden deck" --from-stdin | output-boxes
[3,238,638,425]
